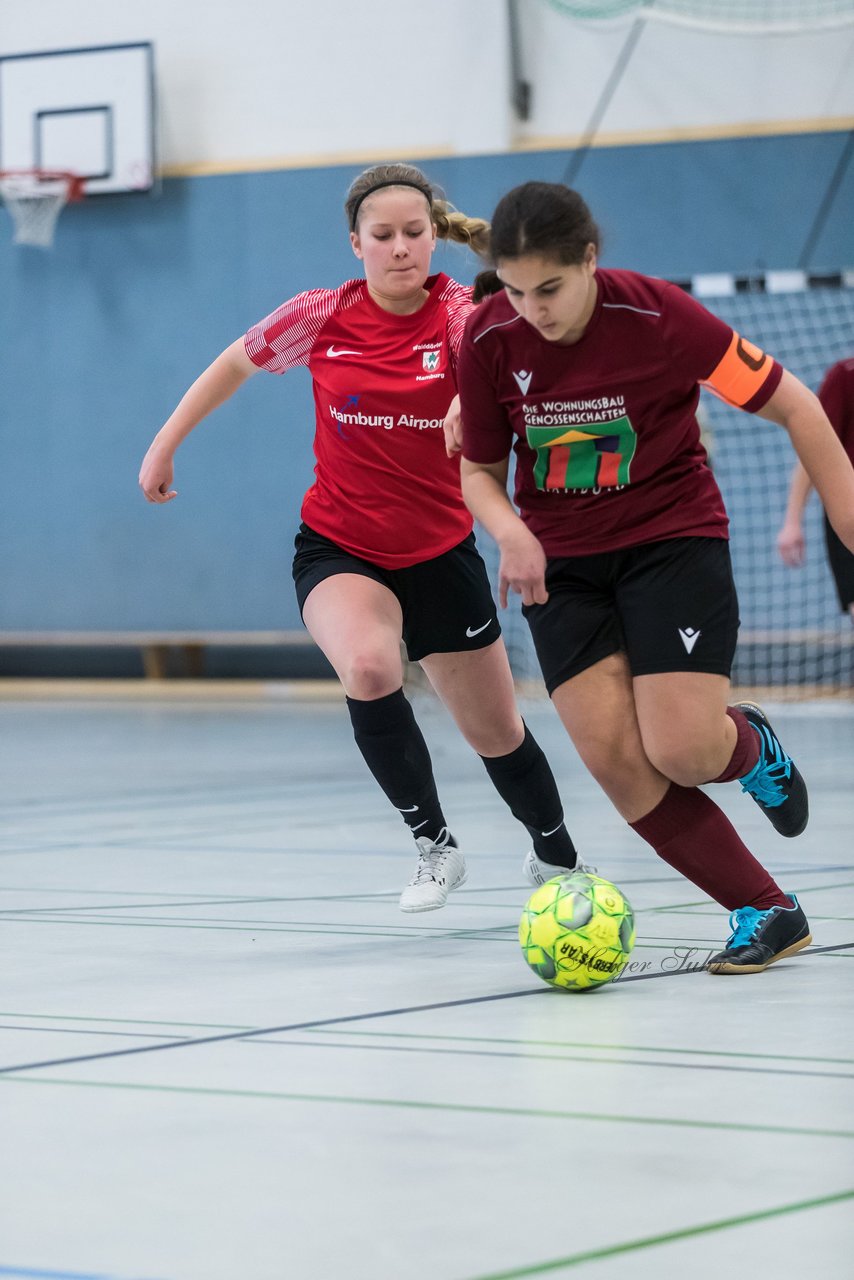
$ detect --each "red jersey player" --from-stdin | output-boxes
[777,353,854,624]
[139,163,584,912]
[455,181,854,973]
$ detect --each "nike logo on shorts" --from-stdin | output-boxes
[398,805,419,813]
[466,619,493,638]
[326,346,362,357]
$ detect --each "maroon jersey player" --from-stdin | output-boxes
[455,181,854,972]
[140,163,583,913]
[778,354,854,622]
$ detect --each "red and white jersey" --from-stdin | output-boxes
[459,268,783,557]
[818,356,854,465]
[244,272,474,568]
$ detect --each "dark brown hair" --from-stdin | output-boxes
[488,182,600,266]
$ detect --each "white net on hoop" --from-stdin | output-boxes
[0,172,76,248]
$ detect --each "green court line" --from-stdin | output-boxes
[649,898,726,912]
[650,880,854,912]
[1,909,843,948]
[0,1023,189,1042]
[0,913,839,957]
[462,1188,854,1279]
[0,911,734,949]
[6,1013,850,1064]
[0,916,444,940]
[0,912,589,945]
[0,1011,254,1030]
[2,910,516,934]
[0,884,286,897]
[247,1035,854,1080]
[0,894,334,916]
[309,1028,854,1066]
[2,1075,852,1141]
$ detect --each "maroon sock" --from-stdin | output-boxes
[708,707,760,783]
[630,783,790,911]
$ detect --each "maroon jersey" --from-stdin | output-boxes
[818,356,854,464]
[244,273,473,568]
[459,268,783,557]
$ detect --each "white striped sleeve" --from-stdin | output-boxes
[440,279,475,373]
[244,282,362,374]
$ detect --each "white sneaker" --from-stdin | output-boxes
[399,834,467,912]
[523,849,597,887]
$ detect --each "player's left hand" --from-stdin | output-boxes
[777,521,805,566]
[443,395,464,457]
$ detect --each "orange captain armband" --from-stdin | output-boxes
[701,332,775,408]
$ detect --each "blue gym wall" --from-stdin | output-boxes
[1,129,852,633]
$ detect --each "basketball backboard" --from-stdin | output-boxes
[0,42,156,195]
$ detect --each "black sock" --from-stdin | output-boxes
[346,689,452,845]
[480,724,577,866]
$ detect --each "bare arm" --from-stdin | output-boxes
[139,338,259,503]
[459,456,550,606]
[776,461,813,566]
[758,368,854,554]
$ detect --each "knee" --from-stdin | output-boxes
[465,717,524,758]
[578,740,635,794]
[340,653,400,701]
[644,741,716,788]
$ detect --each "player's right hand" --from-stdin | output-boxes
[139,443,178,503]
[498,527,549,608]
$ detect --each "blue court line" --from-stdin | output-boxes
[2,943,851,1077]
[0,1267,166,1280]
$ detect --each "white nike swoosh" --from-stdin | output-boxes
[540,823,564,837]
[466,619,493,638]
[398,805,419,813]
[326,346,362,357]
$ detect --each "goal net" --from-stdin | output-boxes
[543,1,854,34]
[478,276,854,700]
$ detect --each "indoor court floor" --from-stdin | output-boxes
[1,685,852,1280]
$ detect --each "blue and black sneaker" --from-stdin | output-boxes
[734,701,809,838]
[707,895,811,974]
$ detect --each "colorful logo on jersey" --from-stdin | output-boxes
[526,416,637,490]
[422,351,441,372]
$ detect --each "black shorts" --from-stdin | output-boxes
[824,515,854,611]
[292,524,502,662]
[523,536,740,694]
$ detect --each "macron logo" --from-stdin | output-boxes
[678,627,701,654]
[327,346,362,358]
[512,369,533,395]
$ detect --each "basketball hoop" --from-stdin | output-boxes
[0,170,85,248]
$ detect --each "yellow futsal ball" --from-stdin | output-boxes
[519,871,636,992]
